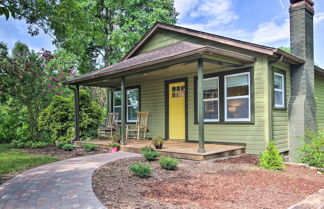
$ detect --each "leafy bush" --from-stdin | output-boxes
[30,142,49,149]
[298,130,324,168]
[144,151,160,161]
[111,135,121,144]
[159,157,178,170]
[83,143,98,152]
[141,146,154,154]
[259,141,285,170]
[62,144,75,151]
[129,164,153,178]
[108,143,120,148]
[10,140,32,149]
[38,90,102,143]
[152,136,164,149]
[57,142,67,149]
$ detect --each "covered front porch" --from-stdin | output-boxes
[75,139,245,160]
[65,41,256,155]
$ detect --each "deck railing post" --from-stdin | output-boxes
[121,76,126,145]
[197,59,205,153]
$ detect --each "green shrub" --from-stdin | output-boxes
[298,130,324,168]
[159,157,178,170]
[38,90,102,143]
[10,140,32,149]
[83,143,98,152]
[129,164,153,178]
[141,146,154,154]
[62,144,75,151]
[111,135,121,144]
[57,142,67,149]
[152,136,164,149]
[144,151,160,161]
[259,141,285,170]
[108,143,120,148]
[31,142,48,149]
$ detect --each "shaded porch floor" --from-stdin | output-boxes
[75,140,245,160]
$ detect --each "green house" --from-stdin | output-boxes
[65,0,324,157]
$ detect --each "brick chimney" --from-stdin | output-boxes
[289,0,317,160]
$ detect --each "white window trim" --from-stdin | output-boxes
[224,72,251,122]
[126,88,139,123]
[112,91,122,122]
[200,77,219,122]
[274,72,285,108]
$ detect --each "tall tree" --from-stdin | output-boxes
[5,0,178,73]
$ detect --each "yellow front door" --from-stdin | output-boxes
[169,82,185,139]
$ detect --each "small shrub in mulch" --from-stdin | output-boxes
[83,143,98,152]
[129,164,153,178]
[214,155,259,165]
[260,141,285,170]
[144,151,160,161]
[141,146,154,154]
[62,144,75,151]
[159,157,178,170]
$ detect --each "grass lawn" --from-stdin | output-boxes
[0,144,57,175]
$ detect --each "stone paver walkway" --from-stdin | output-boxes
[0,152,141,209]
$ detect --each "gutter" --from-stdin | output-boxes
[268,55,284,142]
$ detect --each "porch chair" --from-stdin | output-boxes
[126,112,149,140]
[98,113,119,139]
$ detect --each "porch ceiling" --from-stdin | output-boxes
[64,41,256,87]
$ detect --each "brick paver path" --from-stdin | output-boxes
[0,152,141,209]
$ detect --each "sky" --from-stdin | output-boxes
[0,0,323,67]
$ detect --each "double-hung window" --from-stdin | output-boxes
[203,77,219,122]
[127,88,139,122]
[225,72,251,122]
[113,91,122,121]
[274,72,285,108]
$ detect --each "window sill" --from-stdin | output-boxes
[194,121,255,125]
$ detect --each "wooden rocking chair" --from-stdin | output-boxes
[126,112,148,140]
[98,113,119,139]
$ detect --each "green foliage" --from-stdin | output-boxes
[298,130,324,168]
[279,46,291,53]
[144,151,160,161]
[10,140,32,149]
[0,144,57,175]
[83,143,98,152]
[6,0,177,73]
[111,134,121,144]
[129,164,153,178]
[152,136,164,149]
[259,141,285,170]
[159,157,178,170]
[57,142,67,149]
[108,143,120,148]
[62,144,75,151]
[30,141,49,149]
[38,90,102,143]
[141,146,154,154]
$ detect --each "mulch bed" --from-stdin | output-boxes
[92,155,324,209]
[0,145,110,184]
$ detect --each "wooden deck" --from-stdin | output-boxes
[74,140,245,160]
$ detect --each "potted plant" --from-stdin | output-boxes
[152,136,164,149]
[111,134,121,144]
[109,143,121,152]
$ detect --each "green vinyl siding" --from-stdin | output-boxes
[272,63,290,153]
[315,74,324,129]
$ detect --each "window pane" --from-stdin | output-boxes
[275,91,283,107]
[226,74,249,97]
[113,107,121,120]
[127,106,138,121]
[204,78,218,99]
[274,74,283,90]
[227,98,249,119]
[114,91,121,106]
[204,100,218,120]
[127,89,139,106]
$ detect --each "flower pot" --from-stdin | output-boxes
[155,144,163,149]
[111,147,119,152]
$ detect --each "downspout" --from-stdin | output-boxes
[268,55,284,142]
[69,85,80,143]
